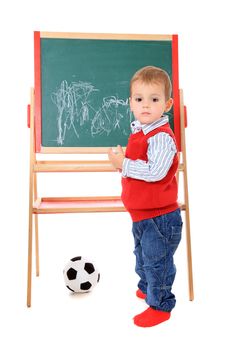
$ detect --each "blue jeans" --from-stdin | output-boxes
[132,208,182,312]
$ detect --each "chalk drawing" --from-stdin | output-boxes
[91,96,131,136]
[51,80,132,145]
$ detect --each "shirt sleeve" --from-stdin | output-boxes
[122,132,177,182]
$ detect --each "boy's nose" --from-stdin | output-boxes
[142,100,148,106]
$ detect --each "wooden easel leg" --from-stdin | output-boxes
[35,214,39,276]
[27,88,36,307]
[27,172,34,307]
[34,173,40,277]
[183,171,194,301]
[27,210,33,307]
[179,89,194,301]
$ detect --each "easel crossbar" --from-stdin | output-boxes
[32,196,186,214]
[34,161,185,173]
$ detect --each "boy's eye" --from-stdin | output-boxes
[152,98,159,102]
[135,97,142,102]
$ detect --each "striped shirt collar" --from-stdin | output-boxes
[131,115,169,135]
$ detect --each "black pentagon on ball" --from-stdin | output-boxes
[84,262,95,274]
[71,256,81,262]
[80,281,92,290]
[67,267,77,280]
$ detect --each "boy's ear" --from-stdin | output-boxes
[165,98,173,112]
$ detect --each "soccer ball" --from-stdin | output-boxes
[63,256,100,293]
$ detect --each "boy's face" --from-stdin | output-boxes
[130,81,173,125]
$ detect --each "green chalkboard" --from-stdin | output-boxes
[41,37,173,148]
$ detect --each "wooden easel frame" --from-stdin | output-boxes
[27,32,194,307]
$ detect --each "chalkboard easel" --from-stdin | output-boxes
[33,31,182,153]
[27,32,193,307]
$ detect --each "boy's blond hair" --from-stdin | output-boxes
[130,66,172,101]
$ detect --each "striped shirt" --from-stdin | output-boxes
[122,115,177,182]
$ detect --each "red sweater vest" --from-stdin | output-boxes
[121,123,179,222]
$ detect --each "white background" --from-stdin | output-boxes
[0,0,232,348]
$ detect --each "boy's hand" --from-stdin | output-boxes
[108,145,125,170]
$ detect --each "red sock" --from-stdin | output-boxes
[136,289,146,299]
[133,307,170,327]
